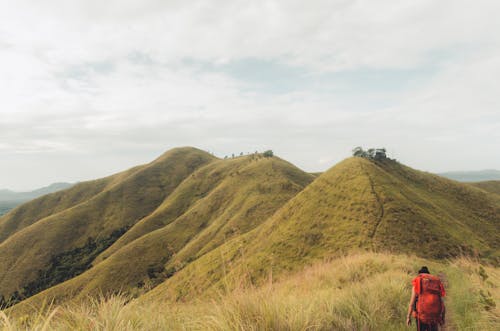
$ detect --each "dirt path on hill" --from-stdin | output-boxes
[437,272,455,331]
[360,164,385,242]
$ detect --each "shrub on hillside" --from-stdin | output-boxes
[1,226,130,308]
[352,147,387,160]
[263,150,274,157]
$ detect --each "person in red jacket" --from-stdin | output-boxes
[406,266,446,331]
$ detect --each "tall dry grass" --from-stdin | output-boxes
[1,253,497,330]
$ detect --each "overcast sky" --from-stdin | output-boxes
[1,0,499,191]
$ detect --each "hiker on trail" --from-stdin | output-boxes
[406,266,446,331]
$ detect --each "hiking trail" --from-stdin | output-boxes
[438,272,454,331]
[361,163,385,244]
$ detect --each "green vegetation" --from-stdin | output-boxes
[0,147,216,301]
[144,157,499,303]
[352,146,387,160]
[471,180,500,196]
[1,253,498,330]
[8,154,314,310]
[0,178,117,243]
[0,147,498,326]
[0,183,73,219]
[1,227,129,309]
[263,150,274,157]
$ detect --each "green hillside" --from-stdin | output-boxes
[2,151,499,316]
[0,183,72,203]
[8,155,314,309]
[471,180,500,196]
[3,253,498,330]
[144,157,500,302]
[0,178,118,243]
[0,147,215,304]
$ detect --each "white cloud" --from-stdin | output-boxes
[0,0,499,190]
[3,1,499,70]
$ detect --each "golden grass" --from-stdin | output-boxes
[0,147,216,300]
[2,253,498,330]
[2,153,499,319]
[471,180,500,196]
[7,153,313,309]
[147,157,500,303]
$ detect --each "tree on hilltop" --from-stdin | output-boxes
[352,147,387,160]
[263,150,274,157]
[352,146,367,157]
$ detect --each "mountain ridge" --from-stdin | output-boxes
[142,156,500,302]
[0,147,216,301]
[5,153,314,309]
[2,148,499,313]
[0,183,74,217]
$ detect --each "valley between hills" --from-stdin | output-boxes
[0,147,498,330]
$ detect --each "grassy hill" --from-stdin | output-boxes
[2,253,498,330]
[0,178,118,244]
[0,183,73,202]
[143,157,500,302]
[0,149,314,309]
[471,180,500,196]
[2,151,499,321]
[0,183,73,219]
[0,147,215,303]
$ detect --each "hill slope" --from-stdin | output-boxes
[4,154,499,312]
[0,178,121,243]
[471,180,500,196]
[144,157,500,302]
[0,147,215,302]
[0,183,73,217]
[0,183,72,202]
[5,253,499,330]
[10,155,314,308]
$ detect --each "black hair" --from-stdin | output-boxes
[418,266,430,274]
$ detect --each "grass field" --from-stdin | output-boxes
[143,157,499,304]
[1,253,498,330]
[0,148,216,300]
[471,180,500,196]
[1,150,499,328]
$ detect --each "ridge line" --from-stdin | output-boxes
[360,162,385,244]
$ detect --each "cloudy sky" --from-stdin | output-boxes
[1,0,499,190]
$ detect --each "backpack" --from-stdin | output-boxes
[416,274,443,324]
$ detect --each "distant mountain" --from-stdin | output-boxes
[0,183,73,202]
[439,169,500,182]
[0,202,18,217]
[0,183,73,216]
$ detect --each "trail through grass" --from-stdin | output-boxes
[1,253,497,330]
